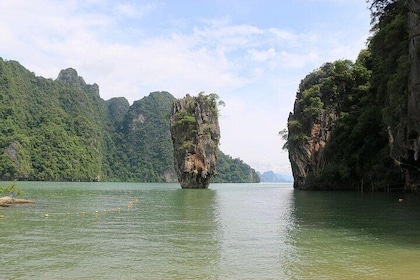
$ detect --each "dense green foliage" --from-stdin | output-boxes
[109,92,177,182]
[0,181,22,196]
[318,58,401,188]
[0,59,259,183]
[286,0,409,190]
[171,92,221,153]
[213,151,260,183]
[0,63,106,181]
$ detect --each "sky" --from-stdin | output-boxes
[0,0,372,176]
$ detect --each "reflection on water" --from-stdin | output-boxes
[1,182,420,279]
[289,191,420,279]
[159,189,222,279]
[214,184,296,279]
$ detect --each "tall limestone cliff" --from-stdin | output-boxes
[287,62,340,190]
[170,93,221,188]
[401,0,420,190]
[287,59,401,191]
[287,1,420,192]
[370,0,420,192]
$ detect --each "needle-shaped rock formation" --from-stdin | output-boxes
[170,93,221,189]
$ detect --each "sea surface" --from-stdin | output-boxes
[1,182,420,279]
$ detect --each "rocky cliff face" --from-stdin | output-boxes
[287,62,343,190]
[403,0,420,191]
[56,68,100,99]
[287,60,380,190]
[379,0,420,192]
[170,93,220,189]
[288,95,337,190]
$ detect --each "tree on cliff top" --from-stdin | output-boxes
[368,0,399,25]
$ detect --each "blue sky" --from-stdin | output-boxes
[0,0,372,176]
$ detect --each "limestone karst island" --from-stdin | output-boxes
[170,93,221,189]
[284,0,420,193]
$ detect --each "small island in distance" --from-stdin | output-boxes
[258,171,293,183]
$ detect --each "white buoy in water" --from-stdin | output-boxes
[44,214,49,217]
[398,198,403,202]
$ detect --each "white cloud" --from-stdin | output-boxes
[278,51,320,69]
[116,3,138,17]
[116,2,159,18]
[268,28,299,42]
[248,48,276,62]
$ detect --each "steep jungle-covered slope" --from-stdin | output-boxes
[287,0,420,192]
[109,91,177,182]
[0,61,107,181]
[0,58,259,183]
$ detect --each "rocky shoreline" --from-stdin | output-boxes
[0,196,34,207]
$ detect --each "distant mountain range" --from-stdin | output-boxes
[258,171,293,182]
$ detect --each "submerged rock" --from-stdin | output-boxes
[0,196,34,207]
[170,93,221,188]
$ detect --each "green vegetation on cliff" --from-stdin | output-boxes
[0,62,106,181]
[0,59,259,183]
[286,0,412,191]
[214,152,260,183]
[170,93,221,188]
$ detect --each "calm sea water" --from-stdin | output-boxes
[1,182,420,279]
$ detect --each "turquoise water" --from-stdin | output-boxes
[1,182,420,279]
